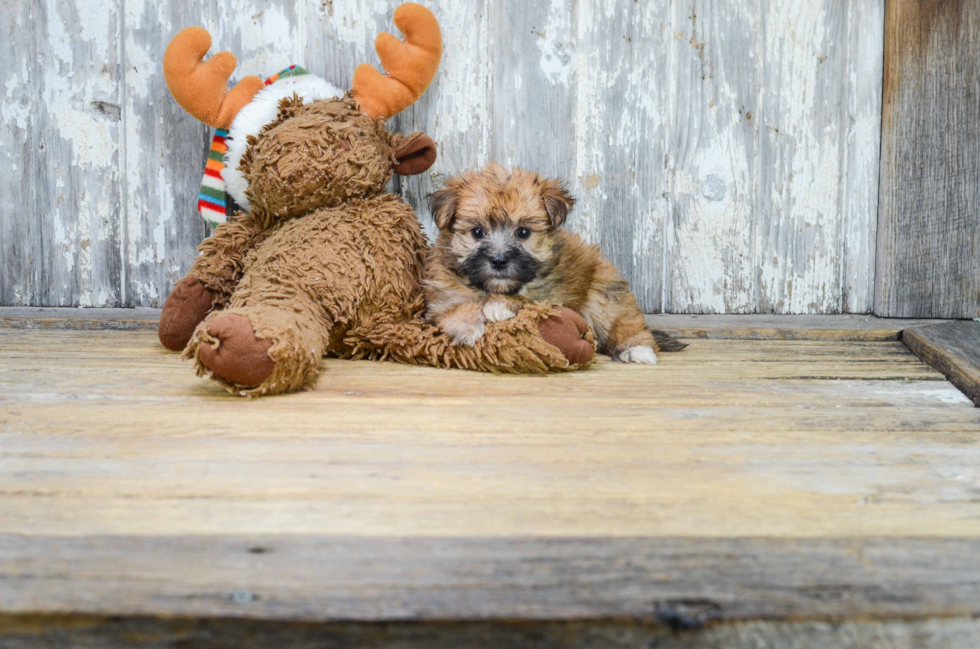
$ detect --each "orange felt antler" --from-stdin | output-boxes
[163,27,265,129]
[352,3,442,120]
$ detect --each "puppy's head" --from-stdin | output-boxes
[428,164,574,294]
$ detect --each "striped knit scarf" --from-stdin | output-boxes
[197,65,308,229]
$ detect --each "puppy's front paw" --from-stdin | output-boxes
[447,320,486,346]
[482,300,519,323]
[615,345,658,365]
[439,309,486,346]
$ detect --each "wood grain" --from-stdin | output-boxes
[303,0,400,97]
[488,0,577,186]
[3,535,980,624]
[0,330,975,542]
[755,0,847,313]
[0,307,159,330]
[572,0,669,312]
[842,0,884,313]
[0,0,40,307]
[1,326,979,626]
[393,0,491,243]
[665,1,882,315]
[876,0,980,318]
[904,321,980,407]
[644,313,949,341]
[0,307,949,340]
[122,0,209,307]
[32,0,124,307]
[3,614,980,649]
[666,0,760,313]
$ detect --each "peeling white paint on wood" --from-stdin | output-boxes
[842,0,883,314]
[756,0,847,314]
[1,0,40,306]
[0,0,885,313]
[488,0,577,180]
[123,0,209,307]
[666,0,761,314]
[394,0,492,242]
[665,0,880,314]
[573,0,670,311]
[32,0,124,307]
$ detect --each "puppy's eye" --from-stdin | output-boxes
[516,227,531,240]
[471,227,485,240]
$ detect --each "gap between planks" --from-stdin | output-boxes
[0,308,952,340]
[2,613,980,649]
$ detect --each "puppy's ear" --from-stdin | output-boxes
[427,182,459,230]
[540,178,575,228]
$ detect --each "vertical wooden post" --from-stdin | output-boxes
[876,0,980,318]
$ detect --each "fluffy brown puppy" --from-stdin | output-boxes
[425,163,676,364]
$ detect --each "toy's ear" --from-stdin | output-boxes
[539,177,575,228]
[427,181,459,230]
[392,131,437,176]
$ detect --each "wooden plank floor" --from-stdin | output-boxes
[905,321,980,406]
[1,319,980,636]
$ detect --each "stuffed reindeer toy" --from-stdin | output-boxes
[157,3,595,396]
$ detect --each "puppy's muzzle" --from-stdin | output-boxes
[490,254,509,270]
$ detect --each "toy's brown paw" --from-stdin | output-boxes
[159,276,215,352]
[197,314,275,387]
[538,307,594,365]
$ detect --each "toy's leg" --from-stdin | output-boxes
[159,276,215,351]
[158,215,267,352]
[185,301,332,396]
[194,312,274,386]
[537,307,595,365]
[345,302,596,374]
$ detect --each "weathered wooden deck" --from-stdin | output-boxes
[2,310,980,647]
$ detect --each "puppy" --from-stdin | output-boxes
[424,163,683,364]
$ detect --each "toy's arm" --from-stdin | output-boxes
[342,298,596,374]
[159,214,267,351]
[188,214,268,302]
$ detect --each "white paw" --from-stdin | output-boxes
[483,301,518,323]
[451,322,486,346]
[617,345,658,365]
[441,317,486,347]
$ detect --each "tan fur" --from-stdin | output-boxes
[161,99,595,396]
[425,163,658,362]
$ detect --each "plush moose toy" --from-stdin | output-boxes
[157,3,595,396]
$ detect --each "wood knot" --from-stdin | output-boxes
[652,598,722,630]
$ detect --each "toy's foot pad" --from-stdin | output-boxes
[159,277,215,352]
[197,314,275,387]
[538,307,594,365]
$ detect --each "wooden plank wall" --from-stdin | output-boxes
[2,0,126,307]
[0,0,884,313]
[876,0,980,319]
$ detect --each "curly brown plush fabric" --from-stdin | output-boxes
[192,215,269,304]
[241,98,396,226]
[162,97,595,396]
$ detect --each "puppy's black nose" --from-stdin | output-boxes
[490,255,509,270]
